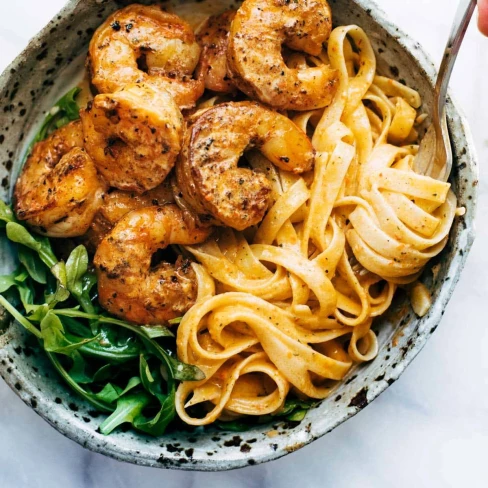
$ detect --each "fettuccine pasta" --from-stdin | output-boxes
[175,23,455,425]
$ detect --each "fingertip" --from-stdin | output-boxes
[479,16,488,37]
[479,0,488,36]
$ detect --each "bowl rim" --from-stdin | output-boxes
[0,0,478,471]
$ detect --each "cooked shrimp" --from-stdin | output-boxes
[94,204,212,325]
[196,10,236,93]
[80,181,175,250]
[80,82,183,193]
[99,181,174,225]
[176,101,315,231]
[14,121,106,238]
[227,0,338,110]
[89,4,204,109]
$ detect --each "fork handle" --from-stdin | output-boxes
[434,0,477,123]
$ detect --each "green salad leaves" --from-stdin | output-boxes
[0,85,205,436]
[0,208,204,435]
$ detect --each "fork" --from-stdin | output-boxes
[415,0,477,181]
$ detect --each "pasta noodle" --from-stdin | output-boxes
[174,20,455,425]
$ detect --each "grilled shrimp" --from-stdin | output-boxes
[176,101,314,231]
[80,82,183,193]
[94,204,212,325]
[227,0,338,110]
[99,181,174,225]
[81,181,175,250]
[14,121,106,237]
[89,4,204,109]
[196,10,236,93]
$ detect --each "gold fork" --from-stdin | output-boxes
[415,0,477,181]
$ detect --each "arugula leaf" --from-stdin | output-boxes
[16,279,36,311]
[4,230,94,315]
[139,355,155,395]
[140,325,174,339]
[139,355,168,402]
[27,303,50,322]
[56,87,81,120]
[46,351,113,413]
[67,351,115,385]
[0,266,22,288]
[50,336,99,355]
[1,219,68,308]
[5,223,58,268]
[80,271,98,322]
[133,395,174,436]
[17,246,47,284]
[168,316,183,326]
[275,398,319,421]
[6,223,42,251]
[120,324,203,381]
[13,267,29,283]
[80,342,141,363]
[53,309,205,381]
[61,316,92,338]
[65,245,98,318]
[68,351,93,384]
[0,200,17,229]
[118,376,143,396]
[82,272,97,298]
[40,311,97,354]
[0,274,17,293]
[0,267,37,312]
[285,409,308,422]
[96,365,173,437]
[92,364,115,383]
[135,355,175,436]
[66,245,88,298]
[76,324,141,364]
[94,383,123,404]
[40,311,69,352]
[95,376,141,404]
[0,266,28,294]
[48,261,70,304]
[0,295,42,338]
[99,392,151,435]
[153,346,204,382]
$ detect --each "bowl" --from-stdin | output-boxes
[0,0,478,471]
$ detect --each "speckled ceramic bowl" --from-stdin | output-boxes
[0,0,478,471]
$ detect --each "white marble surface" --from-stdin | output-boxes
[0,1,487,486]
